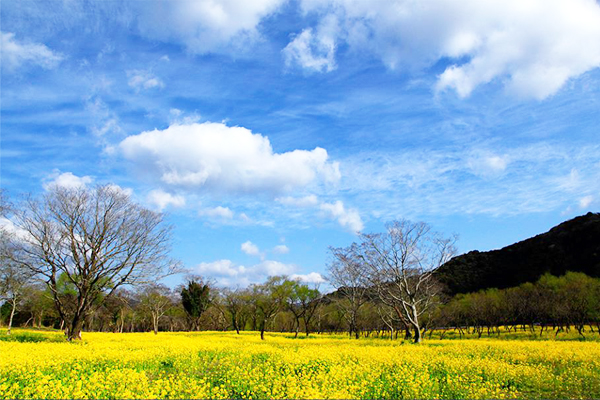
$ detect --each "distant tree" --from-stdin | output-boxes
[222,288,246,334]
[327,244,370,339]
[0,260,33,335]
[0,192,35,334]
[282,279,321,337]
[250,276,286,340]
[359,220,457,343]
[21,283,56,328]
[538,272,600,336]
[12,185,178,340]
[181,280,211,330]
[139,284,173,334]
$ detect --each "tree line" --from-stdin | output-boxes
[1,186,599,341]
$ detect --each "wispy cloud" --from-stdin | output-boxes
[1,31,63,72]
[127,69,165,92]
[339,142,600,218]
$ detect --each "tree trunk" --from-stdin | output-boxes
[294,317,300,338]
[68,314,85,341]
[7,299,17,335]
[153,313,159,335]
[260,318,266,340]
[412,324,422,343]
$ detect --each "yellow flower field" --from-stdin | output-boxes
[1,329,599,399]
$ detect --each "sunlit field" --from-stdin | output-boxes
[1,329,599,399]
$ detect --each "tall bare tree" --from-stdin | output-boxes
[359,220,456,343]
[327,244,371,339]
[13,185,178,340]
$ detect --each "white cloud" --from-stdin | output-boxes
[277,194,363,232]
[193,259,296,287]
[136,0,287,54]
[272,244,290,254]
[579,195,594,209]
[260,260,295,276]
[0,217,30,241]
[293,0,600,99]
[290,272,325,284]
[147,189,185,211]
[106,184,133,197]
[241,240,261,256]
[339,143,600,218]
[276,195,319,207]
[320,200,364,233]
[467,152,509,178]
[43,171,93,191]
[119,122,340,194]
[199,206,234,219]
[283,15,338,73]
[1,32,63,72]
[127,70,165,91]
[196,259,247,277]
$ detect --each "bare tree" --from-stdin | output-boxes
[0,190,35,334]
[359,220,456,343]
[0,245,34,335]
[327,244,371,339]
[13,185,179,340]
[138,284,173,334]
[222,288,247,334]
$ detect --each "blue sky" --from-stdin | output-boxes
[1,0,599,288]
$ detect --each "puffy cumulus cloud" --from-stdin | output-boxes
[290,272,325,284]
[272,244,290,254]
[147,189,185,211]
[193,259,296,287]
[135,0,286,54]
[320,200,364,233]
[43,171,93,191]
[241,240,261,256]
[119,122,340,194]
[199,206,235,219]
[1,32,63,72]
[283,14,339,72]
[293,0,600,99]
[196,259,247,277]
[127,70,165,91]
[106,184,133,197]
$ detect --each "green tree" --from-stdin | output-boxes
[181,280,211,330]
[251,276,286,340]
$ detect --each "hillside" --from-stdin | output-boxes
[436,212,600,295]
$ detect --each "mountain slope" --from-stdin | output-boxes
[436,212,600,295]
